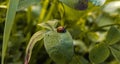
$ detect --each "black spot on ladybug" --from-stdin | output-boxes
[57,26,66,33]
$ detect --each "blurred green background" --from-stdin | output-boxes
[0,0,120,64]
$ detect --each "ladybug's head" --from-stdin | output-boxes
[57,26,66,33]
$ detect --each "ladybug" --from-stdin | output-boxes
[57,26,66,33]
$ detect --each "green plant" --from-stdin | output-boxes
[1,0,120,64]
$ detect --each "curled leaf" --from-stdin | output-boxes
[24,30,46,64]
[38,19,59,30]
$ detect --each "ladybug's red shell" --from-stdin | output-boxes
[57,26,66,33]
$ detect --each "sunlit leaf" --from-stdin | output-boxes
[2,0,19,64]
[106,27,120,45]
[44,31,74,64]
[103,1,120,15]
[109,46,120,63]
[89,43,110,64]
[24,30,46,64]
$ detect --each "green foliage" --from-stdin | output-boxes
[24,30,46,64]
[89,43,110,63]
[2,0,19,64]
[109,46,120,63]
[106,27,120,45]
[44,31,74,64]
[59,0,88,10]
[0,0,120,64]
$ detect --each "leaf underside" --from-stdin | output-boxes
[24,30,46,64]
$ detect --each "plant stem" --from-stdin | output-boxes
[39,0,49,23]
[44,0,58,22]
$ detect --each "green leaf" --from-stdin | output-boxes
[109,46,120,63]
[44,31,74,64]
[2,0,19,64]
[24,30,46,64]
[59,0,88,10]
[103,1,120,15]
[62,4,85,23]
[89,43,110,64]
[18,0,40,10]
[106,27,120,45]
[38,19,59,30]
